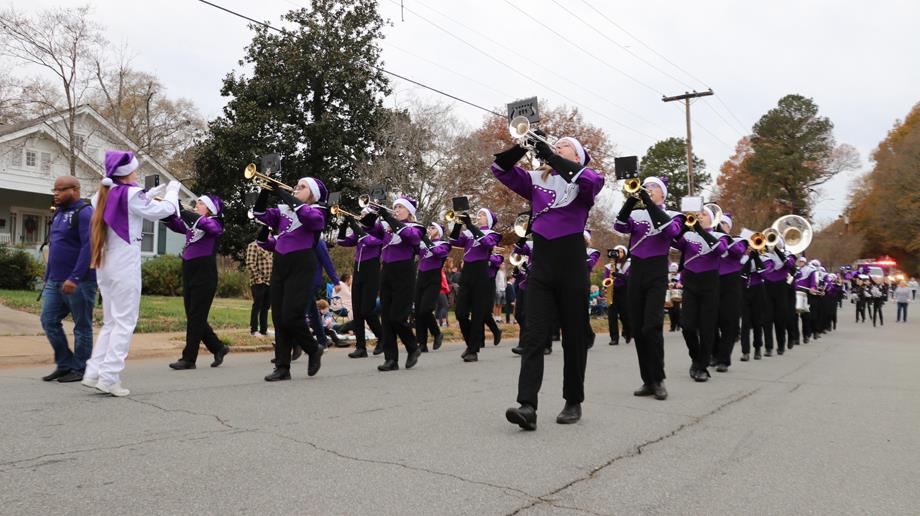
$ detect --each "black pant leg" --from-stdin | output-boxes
[272,251,317,368]
[716,273,741,365]
[181,257,221,363]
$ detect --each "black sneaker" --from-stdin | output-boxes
[42,369,69,382]
[307,348,323,377]
[169,359,196,370]
[348,348,367,358]
[405,348,421,369]
[433,333,443,351]
[493,328,502,346]
[56,371,84,383]
[264,368,291,381]
[505,404,537,431]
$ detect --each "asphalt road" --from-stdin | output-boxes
[2,302,917,515]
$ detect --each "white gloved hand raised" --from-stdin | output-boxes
[166,180,181,194]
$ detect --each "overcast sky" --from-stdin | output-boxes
[9,0,920,225]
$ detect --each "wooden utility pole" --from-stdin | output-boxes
[662,89,713,196]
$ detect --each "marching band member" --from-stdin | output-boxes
[713,213,747,372]
[85,150,181,396]
[374,196,424,371]
[795,258,819,343]
[337,211,385,358]
[510,239,533,356]
[450,208,502,363]
[761,238,795,356]
[584,231,601,349]
[415,223,451,352]
[484,252,505,346]
[740,249,768,361]
[673,206,727,382]
[785,257,802,350]
[253,177,328,381]
[165,194,230,370]
[604,246,631,345]
[667,262,682,332]
[493,134,603,430]
[614,176,682,401]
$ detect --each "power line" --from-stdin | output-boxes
[578,0,751,141]
[548,0,696,91]
[394,0,676,136]
[195,0,504,117]
[386,0,660,140]
[501,0,664,96]
[700,97,748,136]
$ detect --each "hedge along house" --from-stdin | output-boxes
[0,105,195,257]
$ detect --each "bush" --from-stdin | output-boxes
[0,245,44,290]
[142,255,183,296]
[217,267,250,299]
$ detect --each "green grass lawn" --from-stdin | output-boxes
[0,289,253,334]
[1,288,616,338]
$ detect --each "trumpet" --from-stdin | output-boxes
[244,163,293,192]
[685,213,697,227]
[508,116,555,150]
[748,231,766,251]
[602,277,614,288]
[509,252,528,267]
[444,209,467,222]
[623,178,646,195]
[763,228,781,249]
[330,205,361,220]
[358,194,394,214]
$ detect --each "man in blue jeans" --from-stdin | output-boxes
[40,176,96,383]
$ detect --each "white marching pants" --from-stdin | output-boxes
[84,245,142,387]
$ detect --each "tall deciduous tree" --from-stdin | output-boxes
[714,136,774,231]
[0,5,105,175]
[194,0,390,259]
[92,57,205,166]
[745,94,859,219]
[640,137,708,211]
[848,102,920,273]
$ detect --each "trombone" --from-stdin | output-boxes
[329,204,361,220]
[358,194,394,215]
[244,163,293,192]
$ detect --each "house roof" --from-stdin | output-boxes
[0,105,196,200]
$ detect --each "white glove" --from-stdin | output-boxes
[166,180,181,194]
[146,182,168,199]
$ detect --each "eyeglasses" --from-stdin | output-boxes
[51,187,75,193]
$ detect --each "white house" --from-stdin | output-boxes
[0,105,195,256]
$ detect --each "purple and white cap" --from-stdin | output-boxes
[393,195,418,217]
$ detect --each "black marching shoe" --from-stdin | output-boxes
[777,348,785,356]
[291,345,303,362]
[42,368,70,382]
[764,349,773,357]
[463,352,478,362]
[372,344,384,356]
[633,384,655,397]
[505,404,537,431]
[461,348,471,360]
[511,346,524,355]
[211,345,230,367]
[433,333,443,351]
[716,364,729,373]
[543,347,552,355]
[378,359,399,371]
[609,339,619,346]
[56,371,83,383]
[693,369,710,382]
[406,348,421,369]
[307,348,323,377]
[740,353,750,362]
[264,368,291,381]
[348,348,368,358]
[556,402,582,424]
[494,328,502,346]
[169,359,196,370]
[419,345,429,353]
[754,349,763,360]
[653,382,668,400]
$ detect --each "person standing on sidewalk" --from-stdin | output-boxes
[895,281,911,322]
[40,176,96,384]
[245,234,273,337]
